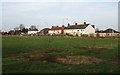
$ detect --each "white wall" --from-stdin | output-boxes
[97,33,106,37]
[84,25,95,34]
[64,25,95,36]
[64,29,81,36]
[106,33,119,37]
[48,30,62,35]
[28,31,38,34]
[96,33,119,37]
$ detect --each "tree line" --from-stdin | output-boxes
[1,24,38,35]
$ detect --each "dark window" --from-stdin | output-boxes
[107,33,109,36]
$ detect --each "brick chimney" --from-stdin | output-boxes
[52,26,54,28]
[75,23,77,25]
[68,23,70,27]
[84,22,86,25]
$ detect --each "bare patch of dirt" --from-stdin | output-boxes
[7,54,56,62]
[6,54,102,65]
[55,56,102,65]
[75,46,113,50]
[28,54,56,62]
[43,48,68,53]
[109,59,120,65]
[28,48,68,54]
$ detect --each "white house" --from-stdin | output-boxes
[28,30,38,35]
[96,28,120,37]
[49,30,62,35]
[64,22,95,36]
[48,26,64,35]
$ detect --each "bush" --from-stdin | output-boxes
[76,34,78,37]
[81,34,88,37]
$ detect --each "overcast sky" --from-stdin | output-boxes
[1,0,119,31]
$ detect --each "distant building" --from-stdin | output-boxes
[64,22,95,36]
[48,22,95,36]
[28,29,38,35]
[28,25,39,35]
[48,25,64,35]
[40,28,50,35]
[96,28,120,37]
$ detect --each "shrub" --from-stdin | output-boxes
[81,34,88,37]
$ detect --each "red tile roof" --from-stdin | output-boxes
[50,26,64,30]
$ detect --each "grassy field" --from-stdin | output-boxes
[2,36,119,73]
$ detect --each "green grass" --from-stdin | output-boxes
[2,59,119,73]
[2,36,119,73]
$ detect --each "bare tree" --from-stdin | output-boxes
[19,24,25,30]
[29,25,38,31]
[14,27,19,31]
[95,28,99,32]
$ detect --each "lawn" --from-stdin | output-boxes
[2,36,119,73]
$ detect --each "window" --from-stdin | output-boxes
[81,29,84,31]
[107,33,109,36]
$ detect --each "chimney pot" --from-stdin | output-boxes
[75,23,77,25]
[62,25,64,27]
[84,22,86,25]
[68,24,70,27]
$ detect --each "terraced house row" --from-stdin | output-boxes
[48,22,95,36]
[43,22,119,37]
